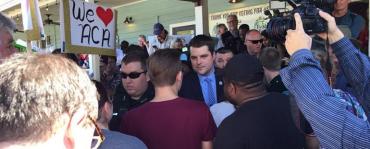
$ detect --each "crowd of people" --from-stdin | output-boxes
[0,0,369,149]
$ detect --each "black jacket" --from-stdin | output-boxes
[109,82,155,131]
[221,31,247,55]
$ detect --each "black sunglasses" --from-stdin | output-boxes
[121,71,147,79]
[248,39,263,44]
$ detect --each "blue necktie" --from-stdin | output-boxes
[205,78,216,106]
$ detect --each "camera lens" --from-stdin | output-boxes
[266,17,294,43]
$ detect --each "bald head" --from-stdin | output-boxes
[244,30,262,56]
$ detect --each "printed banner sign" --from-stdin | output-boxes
[209,4,270,36]
[60,0,117,56]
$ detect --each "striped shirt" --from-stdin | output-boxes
[280,37,370,148]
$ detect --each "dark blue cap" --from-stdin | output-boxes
[153,23,164,35]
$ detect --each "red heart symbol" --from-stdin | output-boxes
[96,7,113,27]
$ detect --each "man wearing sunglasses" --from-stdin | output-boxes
[0,12,17,63]
[110,50,154,131]
[0,54,99,149]
[244,29,263,57]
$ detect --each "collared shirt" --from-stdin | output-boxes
[147,35,175,55]
[280,37,370,148]
[198,68,217,107]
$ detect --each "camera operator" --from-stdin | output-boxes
[280,11,370,148]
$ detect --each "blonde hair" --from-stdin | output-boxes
[0,53,98,143]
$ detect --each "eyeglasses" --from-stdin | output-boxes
[247,39,263,44]
[120,71,147,79]
[88,115,105,149]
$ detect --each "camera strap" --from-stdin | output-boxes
[325,34,333,87]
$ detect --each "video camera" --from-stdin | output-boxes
[265,0,335,43]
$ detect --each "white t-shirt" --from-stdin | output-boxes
[210,101,236,127]
[148,35,176,55]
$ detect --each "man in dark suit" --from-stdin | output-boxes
[179,35,225,107]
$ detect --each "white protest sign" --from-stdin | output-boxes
[60,0,116,56]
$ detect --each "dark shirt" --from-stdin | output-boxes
[266,75,314,136]
[335,11,365,38]
[221,31,246,55]
[266,75,287,93]
[214,93,305,149]
[109,83,155,131]
[121,97,217,149]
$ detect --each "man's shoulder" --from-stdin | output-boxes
[183,71,198,80]
[176,97,209,109]
[101,129,147,149]
[217,110,246,133]
[181,71,200,87]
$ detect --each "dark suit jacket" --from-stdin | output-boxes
[179,70,225,103]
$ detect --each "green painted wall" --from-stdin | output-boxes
[14,0,268,48]
[117,0,268,44]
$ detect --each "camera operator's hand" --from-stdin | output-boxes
[317,11,344,44]
[285,13,312,56]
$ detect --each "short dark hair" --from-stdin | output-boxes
[120,40,129,49]
[126,44,149,58]
[216,23,227,29]
[122,50,148,71]
[101,55,117,65]
[189,35,215,53]
[239,24,249,30]
[148,49,182,87]
[260,47,282,71]
[216,47,233,54]
[224,54,264,88]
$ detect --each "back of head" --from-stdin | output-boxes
[189,34,215,53]
[148,49,182,87]
[224,54,264,88]
[0,53,98,143]
[120,40,129,50]
[126,44,149,58]
[260,47,281,71]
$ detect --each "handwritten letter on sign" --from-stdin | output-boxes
[60,0,116,56]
